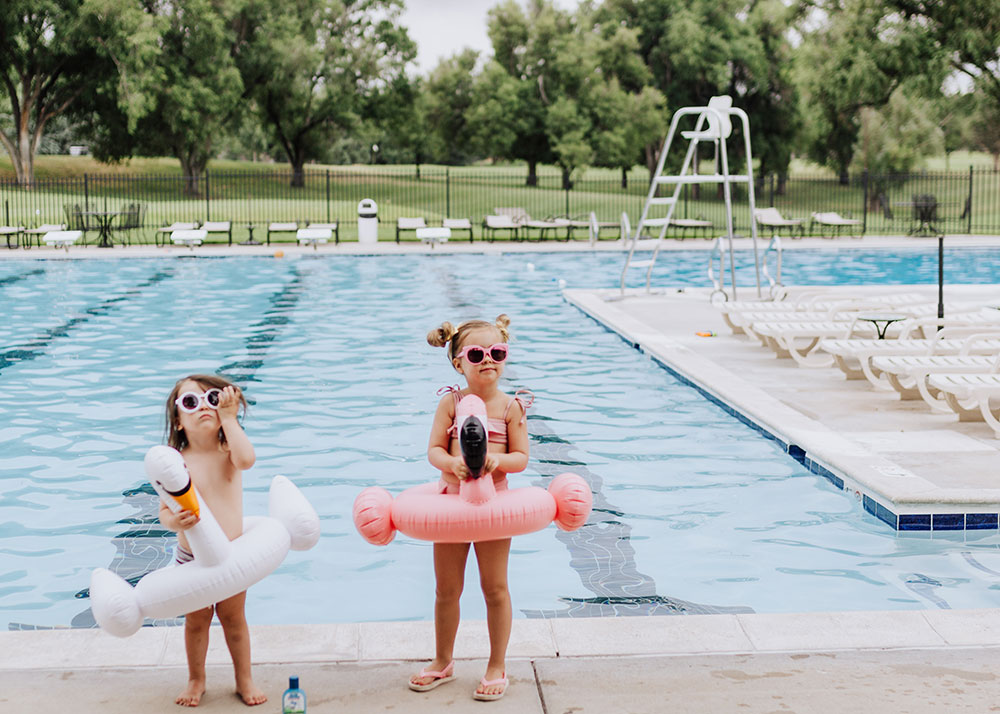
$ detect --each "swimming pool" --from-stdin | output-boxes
[2,248,1000,629]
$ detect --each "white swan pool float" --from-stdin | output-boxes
[90,445,320,637]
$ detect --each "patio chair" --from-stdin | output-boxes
[564,214,621,241]
[819,332,1000,384]
[753,207,805,238]
[116,204,147,245]
[24,224,67,249]
[926,369,1000,434]
[266,222,298,244]
[810,212,862,238]
[157,222,199,247]
[171,229,206,249]
[296,227,332,250]
[442,218,474,242]
[750,318,880,365]
[669,217,715,239]
[306,222,339,244]
[482,214,520,241]
[43,230,82,252]
[1,225,25,249]
[396,217,427,243]
[870,354,1000,405]
[494,207,570,241]
[202,221,232,245]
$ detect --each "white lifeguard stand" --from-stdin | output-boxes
[619,96,760,299]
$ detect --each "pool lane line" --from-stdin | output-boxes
[522,413,753,618]
[0,267,44,288]
[217,264,307,385]
[0,267,176,376]
[59,265,309,630]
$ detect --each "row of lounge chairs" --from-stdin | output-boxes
[718,290,1000,437]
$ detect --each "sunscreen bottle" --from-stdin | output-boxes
[282,676,306,714]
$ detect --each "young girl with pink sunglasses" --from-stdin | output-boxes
[408,314,532,702]
[159,374,266,707]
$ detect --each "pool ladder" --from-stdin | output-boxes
[709,235,783,302]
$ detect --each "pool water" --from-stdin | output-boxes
[2,248,1000,629]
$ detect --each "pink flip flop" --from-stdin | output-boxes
[408,661,456,692]
[473,672,508,701]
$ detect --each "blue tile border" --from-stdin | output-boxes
[570,298,1000,533]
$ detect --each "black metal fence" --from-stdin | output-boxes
[1,166,998,243]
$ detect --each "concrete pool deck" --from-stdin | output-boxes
[5,235,1000,711]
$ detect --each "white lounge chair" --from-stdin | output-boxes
[819,332,1000,384]
[157,222,199,247]
[754,207,804,238]
[1,225,25,249]
[811,212,862,238]
[870,354,1000,404]
[396,217,426,243]
[750,319,878,365]
[296,227,331,250]
[416,226,450,248]
[482,214,519,241]
[202,221,232,245]
[926,370,1000,434]
[267,222,298,244]
[718,291,928,335]
[24,224,67,248]
[43,230,82,251]
[442,218,473,242]
[495,207,570,240]
[171,229,206,249]
[306,222,339,244]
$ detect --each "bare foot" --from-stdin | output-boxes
[176,679,206,707]
[236,680,268,707]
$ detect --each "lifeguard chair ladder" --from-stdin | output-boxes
[619,96,761,299]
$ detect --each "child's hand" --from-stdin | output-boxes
[173,509,200,531]
[483,454,500,474]
[216,385,241,422]
[451,456,470,481]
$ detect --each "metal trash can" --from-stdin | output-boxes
[357,198,378,244]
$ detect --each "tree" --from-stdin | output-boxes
[794,0,944,184]
[421,49,481,165]
[240,0,415,187]
[0,0,155,185]
[886,1,1000,118]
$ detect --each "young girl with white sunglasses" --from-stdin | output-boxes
[159,374,266,707]
[409,314,532,702]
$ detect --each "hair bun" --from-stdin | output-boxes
[426,321,456,348]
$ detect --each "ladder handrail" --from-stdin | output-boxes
[761,235,783,297]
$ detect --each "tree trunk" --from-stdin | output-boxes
[838,167,850,186]
[620,167,628,189]
[526,161,538,187]
[561,167,572,191]
[291,161,305,188]
[178,153,207,196]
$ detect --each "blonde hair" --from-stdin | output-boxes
[164,374,247,451]
[427,314,511,360]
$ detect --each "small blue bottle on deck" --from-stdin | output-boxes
[282,676,306,714]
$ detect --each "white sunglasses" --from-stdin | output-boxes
[175,389,222,413]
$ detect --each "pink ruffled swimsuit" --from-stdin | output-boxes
[437,385,534,494]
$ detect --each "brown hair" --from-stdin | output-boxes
[427,314,511,361]
[164,374,247,451]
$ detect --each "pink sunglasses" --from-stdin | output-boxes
[456,343,509,364]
